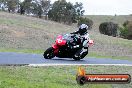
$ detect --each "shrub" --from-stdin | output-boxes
[120,21,132,39]
[99,22,118,37]
[119,27,129,39]
[78,17,93,30]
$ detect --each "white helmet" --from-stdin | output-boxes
[78,24,88,35]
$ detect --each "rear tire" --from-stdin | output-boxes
[44,47,55,59]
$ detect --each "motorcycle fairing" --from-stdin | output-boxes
[56,35,66,46]
[52,44,59,54]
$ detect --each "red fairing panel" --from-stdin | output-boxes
[52,44,59,55]
[56,35,66,46]
[52,44,59,49]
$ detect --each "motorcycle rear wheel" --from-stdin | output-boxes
[44,47,55,59]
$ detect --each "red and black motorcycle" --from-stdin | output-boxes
[43,34,93,60]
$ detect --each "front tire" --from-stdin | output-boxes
[44,47,55,59]
[73,49,82,60]
[73,47,88,60]
[80,47,88,59]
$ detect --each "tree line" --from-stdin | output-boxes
[0,0,50,18]
[0,0,88,25]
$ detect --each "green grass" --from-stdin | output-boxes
[0,66,129,88]
[0,17,46,30]
[90,34,132,47]
[0,48,43,54]
[0,66,131,88]
[88,52,132,60]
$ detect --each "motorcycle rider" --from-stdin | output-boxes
[70,24,90,49]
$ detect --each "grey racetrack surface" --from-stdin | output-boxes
[0,52,132,65]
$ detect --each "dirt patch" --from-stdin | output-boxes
[11,30,25,37]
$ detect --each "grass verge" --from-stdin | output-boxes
[88,52,132,60]
[0,65,131,88]
[0,48,43,54]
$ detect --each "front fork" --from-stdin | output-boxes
[78,47,88,59]
[80,47,88,55]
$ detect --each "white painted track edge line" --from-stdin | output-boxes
[28,64,132,66]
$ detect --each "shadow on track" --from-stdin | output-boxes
[50,57,85,62]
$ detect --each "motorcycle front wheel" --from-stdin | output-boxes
[43,47,55,59]
[73,47,88,60]
[73,49,82,60]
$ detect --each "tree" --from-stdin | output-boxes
[0,0,19,12]
[31,0,50,18]
[120,21,132,39]
[74,2,85,20]
[61,2,76,24]
[19,2,25,14]
[19,0,50,18]
[119,26,129,39]
[30,0,43,18]
[41,0,51,19]
[48,0,84,25]
[0,0,7,11]
[6,0,19,13]
[48,0,67,22]
[21,0,32,14]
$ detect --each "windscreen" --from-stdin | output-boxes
[62,34,73,41]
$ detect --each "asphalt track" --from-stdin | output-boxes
[0,52,132,65]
